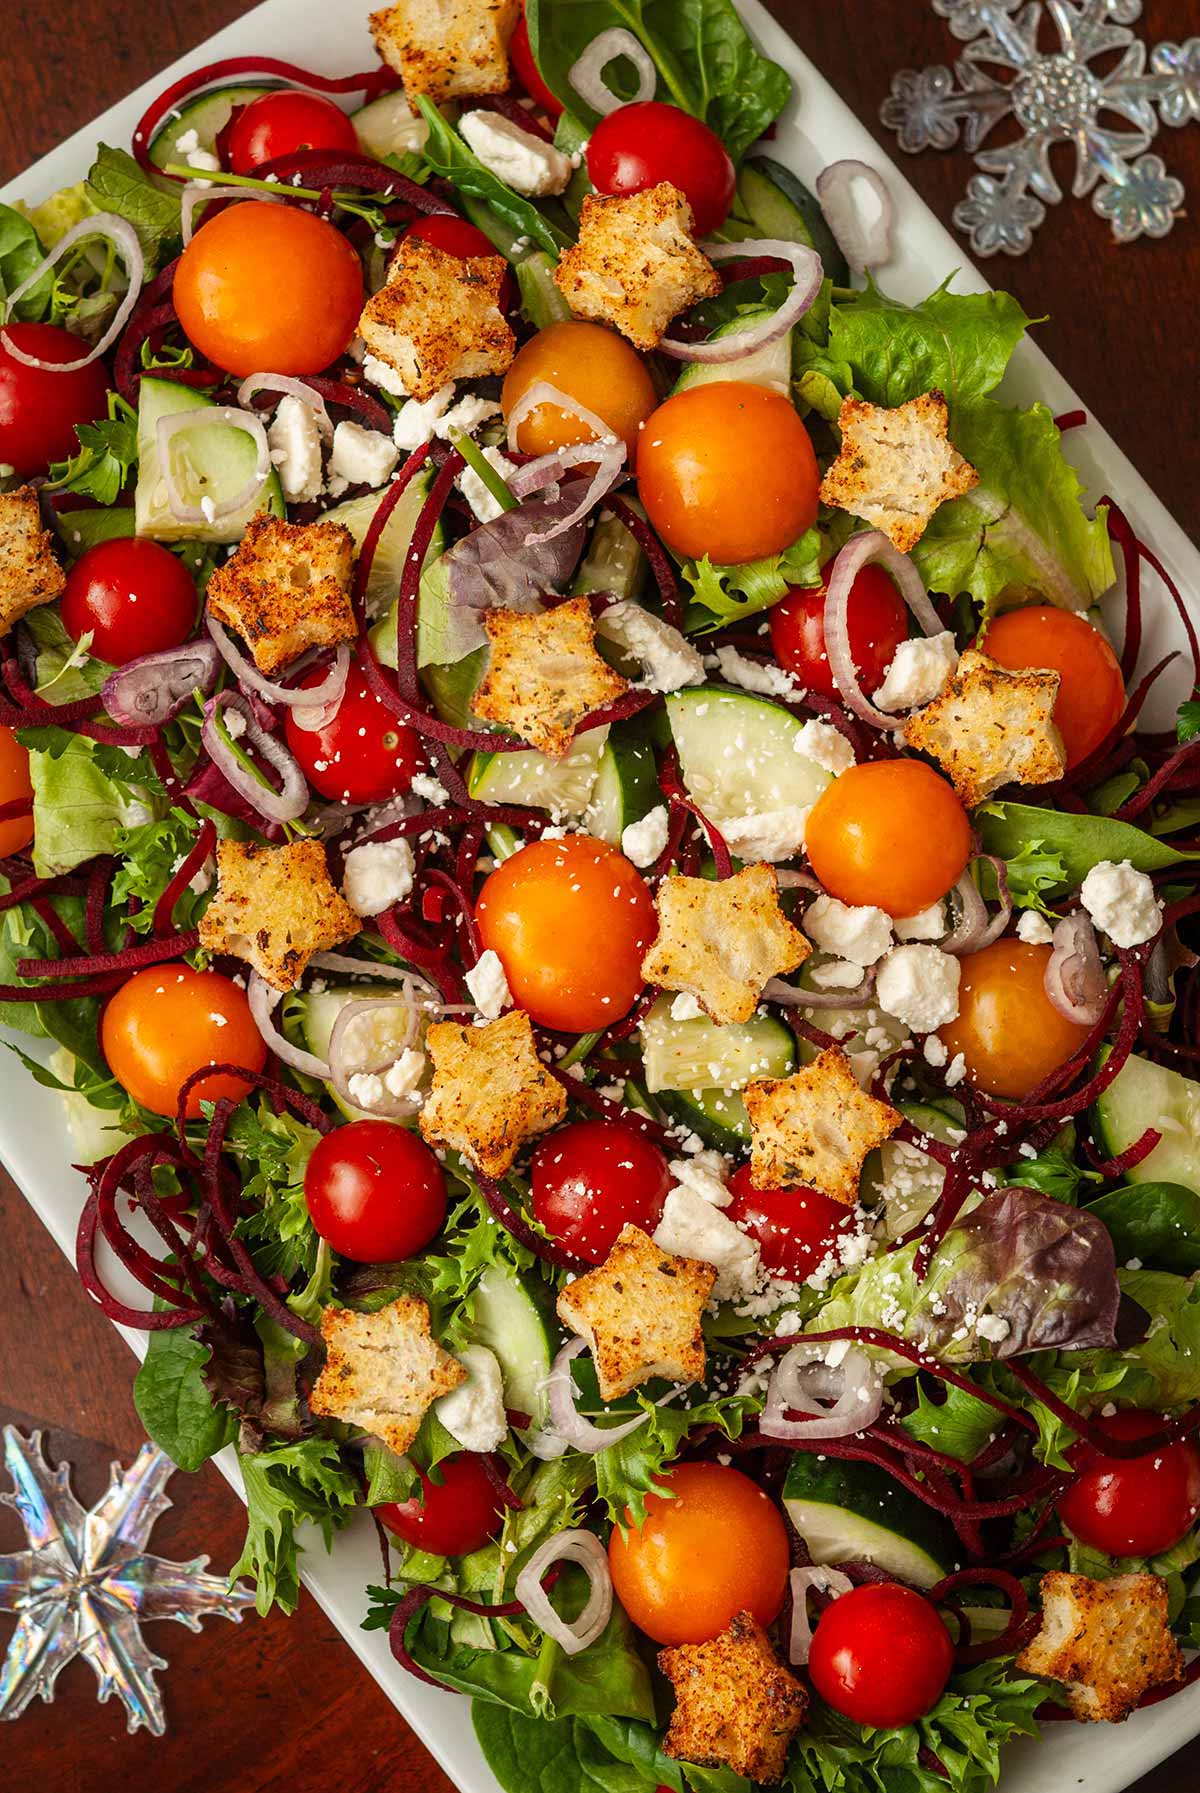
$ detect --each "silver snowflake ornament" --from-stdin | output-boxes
[881,1,1196,254]
[0,1426,254,1736]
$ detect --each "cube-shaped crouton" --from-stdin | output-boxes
[640,864,810,1026]
[470,597,628,758]
[556,1223,715,1401]
[358,237,515,401]
[554,184,722,352]
[309,1294,465,1454]
[369,0,519,104]
[744,1044,900,1204]
[903,647,1066,807]
[0,486,66,638]
[198,839,361,991]
[1017,1572,1183,1723]
[659,1611,808,1783]
[418,1008,566,1177]
[819,391,980,553]
[205,515,356,676]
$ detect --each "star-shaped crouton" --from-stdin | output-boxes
[418,1008,566,1177]
[205,515,356,676]
[309,1294,465,1454]
[556,1224,715,1401]
[1017,1572,1183,1723]
[0,486,66,638]
[554,184,722,352]
[639,864,810,1026]
[659,1611,808,1783]
[359,236,515,400]
[903,647,1066,808]
[369,0,519,104]
[819,391,979,553]
[469,597,628,758]
[198,839,361,992]
[744,1044,900,1204]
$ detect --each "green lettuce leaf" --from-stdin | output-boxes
[20,604,110,703]
[415,98,568,258]
[978,801,1200,891]
[46,394,139,506]
[232,1436,359,1616]
[683,527,823,631]
[20,733,156,877]
[593,1387,757,1528]
[85,144,182,268]
[0,200,55,321]
[224,1099,323,1282]
[825,281,1034,409]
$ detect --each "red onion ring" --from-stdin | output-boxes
[236,372,334,440]
[101,639,220,726]
[815,161,895,274]
[760,1342,886,1441]
[544,1338,660,1452]
[327,993,438,1117]
[522,440,626,546]
[157,407,271,526]
[567,29,656,116]
[763,970,876,1009]
[789,1566,853,1666]
[247,971,331,1078]
[200,690,309,824]
[1044,911,1108,1026]
[1,214,143,372]
[659,239,823,363]
[823,532,945,729]
[515,1529,612,1655]
[206,615,350,713]
[506,380,612,453]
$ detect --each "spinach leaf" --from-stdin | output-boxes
[0,201,54,320]
[134,1323,238,1473]
[85,145,182,268]
[1085,1182,1200,1274]
[415,99,568,258]
[978,801,1200,891]
[472,1705,665,1793]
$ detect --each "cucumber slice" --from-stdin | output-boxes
[468,726,609,816]
[737,158,849,287]
[134,377,284,544]
[640,994,796,1149]
[468,1261,559,1438]
[863,1101,964,1239]
[417,652,487,730]
[586,731,659,847]
[783,1454,957,1588]
[671,311,794,396]
[571,509,646,602]
[297,984,421,1121]
[324,473,439,622]
[351,91,429,161]
[666,686,832,823]
[1093,1049,1200,1194]
[148,84,279,169]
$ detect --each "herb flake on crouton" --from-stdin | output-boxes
[369,0,519,104]
[198,839,361,992]
[1017,1571,1184,1722]
[358,236,515,400]
[556,1223,715,1401]
[469,596,628,758]
[0,486,66,638]
[205,515,356,676]
[819,391,979,553]
[659,1610,808,1783]
[418,1008,566,1176]
[554,184,721,352]
[903,647,1066,807]
[309,1294,465,1454]
[640,864,810,1026]
[744,1044,900,1204]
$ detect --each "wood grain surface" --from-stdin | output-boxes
[0,2,1196,1789]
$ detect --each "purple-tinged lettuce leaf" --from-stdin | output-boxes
[426,493,588,665]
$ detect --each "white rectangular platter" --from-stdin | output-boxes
[1,3,1197,1789]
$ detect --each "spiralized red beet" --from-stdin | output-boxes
[658,746,733,877]
[247,148,456,219]
[928,1567,1036,1664]
[606,496,683,629]
[388,1583,528,1686]
[17,929,200,981]
[1083,1126,1163,1176]
[1007,1361,1200,1458]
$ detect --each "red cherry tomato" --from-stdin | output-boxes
[227,90,359,175]
[1058,1410,1200,1558]
[0,323,111,476]
[510,7,564,117]
[60,538,197,666]
[304,1119,447,1262]
[769,562,909,700]
[808,1584,954,1728]
[983,605,1125,770]
[724,1164,850,1283]
[285,660,423,804]
[531,1119,671,1263]
[586,102,736,238]
[404,214,516,310]
[376,1453,506,1556]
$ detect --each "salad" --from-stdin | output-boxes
[1,1,1199,1789]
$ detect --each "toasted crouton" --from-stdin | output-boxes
[369,0,519,104]
[819,391,979,553]
[198,839,361,991]
[469,597,628,758]
[903,647,1066,807]
[358,236,515,400]
[309,1294,465,1453]
[0,486,66,638]
[418,1008,566,1176]
[1017,1572,1183,1723]
[205,515,356,676]
[744,1044,900,1204]
[639,864,810,1026]
[659,1611,808,1783]
[554,184,721,351]
[556,1223,715,1401]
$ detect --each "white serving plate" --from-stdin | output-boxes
[1,2,1197,1788]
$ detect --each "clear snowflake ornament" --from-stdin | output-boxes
[881,1,1198,254]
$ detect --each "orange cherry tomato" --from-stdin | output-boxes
[937,939,1091,1099]
[102,964,267,1118]
[608,1462,789,1646]
[501,320,658,461]
[983,605,1125,769]
[637,383,819,565]
[475,835,656,1033]
[173,201,363,378]
[0,724,34,857]
[805,760,971,918]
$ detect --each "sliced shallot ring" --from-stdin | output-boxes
[522,439,626,546]
[157,407,272,526]
[101,639,221,726]
[236,372,334,440]
[789,1566,853,1666]
[764,970,876,1009]
[759,1342,885,1441]
[658,239,823,363]
[815,161,895,275]
[823,532,945,730]
[567,29,656,116]
[248,972,331,1079]
[181,182,281,245]
[1045,911,1108,1027]
[200,690,309,824]
[515,1529,612,1656]
[206,615,351,712]
[1,213,144,372]
[544,1338,657,1452]
[327,995,427,1118]
[506,379,613,454]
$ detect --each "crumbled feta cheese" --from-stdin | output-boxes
[342,839,415,917]
[459,110,574,197]
[944,1051,967,1087]
[223,707,247,740]
[923,1034,949,1068]
[719,807,810,864]
[653,1187,761,1301]
[329,420,399,488]
[809,958,867,989]
[365,353,411,398]
[621,803,670,868]
[457,445,517,522]
[384,1048,426,1101]
[668,1149,732,1208]
[436,1344,508,1452]
[267,395,324,504]
[465,947,512,1019]
[176,128,201,153]
[874,631,959,713]
[440,393,503,437]
[876,943,961,1032]
[598,601,705,693]
[392,384,453,449]
[804,894,893,964]
[794,718,855,775]
[177,130,221,181]
[347,1071,385,1109]
[1016,909,1055,945]
[411,772,450,805]
[895,902,945,942]
[976,1313,1011,1345]
[670,990,705,1021]
[713,646,804,700]
[1080,859,1163,948]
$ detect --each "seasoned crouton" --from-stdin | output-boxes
[819,391,979,553]
[1017,1572,1183,1723]
[358,236,515,400]
[469,597,628,758]
[660,1611,808,1783]
[903,647,1066,807]
[556,1223,714,1401]
[418,1008,566,1176]
[640,864,810,1026]
[744,1044,900,1204]
[205,515,356,676]
[369,0,519,104]
[309,1294,465,1453]
[198,839,361,991]
[554,184,721,351]
[0,486,65,638]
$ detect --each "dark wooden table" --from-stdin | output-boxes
[0,3,1195,1789]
